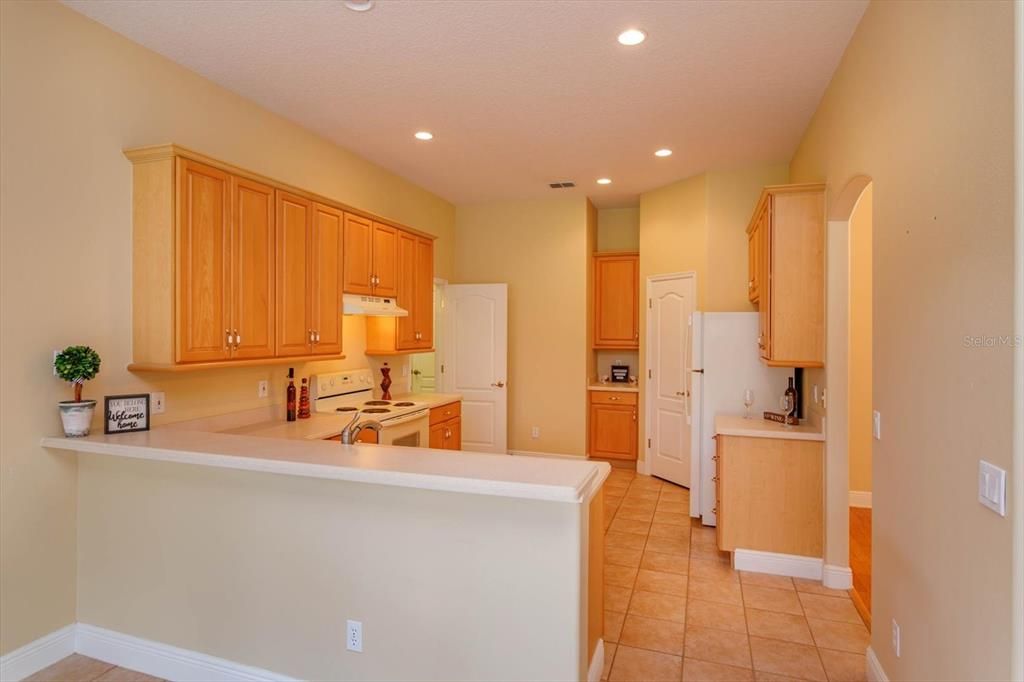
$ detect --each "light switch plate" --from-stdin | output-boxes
[872,411,881,440]
[151,392,166,415]
[978,460,1006,516]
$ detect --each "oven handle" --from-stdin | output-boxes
[379,409,429,427]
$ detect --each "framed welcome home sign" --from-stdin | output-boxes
[104,393,150,434]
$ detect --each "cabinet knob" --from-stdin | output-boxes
[632,411,637,421]
[609,396,620,401]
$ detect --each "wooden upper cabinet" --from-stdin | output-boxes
[395,231,419,350]
[177,159,231,363]
[593,253,639,349]
[343,213,374,295]
[275,191,313,357]
[371,222,398,297]
[413,236,434,348]
[747,185,824,367]
[366,229,435,353]
[312,203,344,356]
[231,176,275,360]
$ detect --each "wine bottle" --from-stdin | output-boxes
[286,368,297,422]
[785,377,798,419]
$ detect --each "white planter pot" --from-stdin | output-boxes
[59,400,96,437]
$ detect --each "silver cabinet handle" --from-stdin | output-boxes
[491,380,505,388]
[234,330,240,348]
[225,329,232,349]
[314,331,320,343]
[308,329,314,344]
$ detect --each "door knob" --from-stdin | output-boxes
[491,380,505,388]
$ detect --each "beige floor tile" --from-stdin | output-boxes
[807,618,870,654]
[627,488,661,501]
[602,642,617,681]
[741,585,804,615]
[607,531,648,551]
[606,610,626,642]
[817,649,867,682]
[628,589,687,623]
[653,511,691,527]
[621,498,658,511]
[649,522,690,540]
[744,608,813,645]
[606,584,634,612]
[798,593,863,624]
[631,476,663,489]
[793,579,851,598]
[645,535,690,556]
[689,558,740,583]
[95,668,164,682]
[619,614,686,655]
[606,563,640,588]
[609,645,682,682]
[617,507,656,522]
[683,658,755,682]
[641,550,689,575]
[740,572,795,591]
[748,636,826,681]
[684,626,752,669]
[754,672,809,681]
[606,544,643,568]
[688,578,744,606]
[610,517,652,536]
[660,492,690,506]
[691,526,718,545]
[690,542,732,562]
[25,655,115,682]
[686,598,747,634]
[636,568,689,597]
[656,500,689,514]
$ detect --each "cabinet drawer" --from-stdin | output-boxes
[589,391,637,406]
[430,401,461,426]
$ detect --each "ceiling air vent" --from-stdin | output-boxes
[548,181,576,189]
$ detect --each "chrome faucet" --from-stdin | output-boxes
[339,410,384,445]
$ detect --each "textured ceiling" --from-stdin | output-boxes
[64,0,866,208]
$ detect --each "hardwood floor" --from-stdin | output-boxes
[849,506,872,629]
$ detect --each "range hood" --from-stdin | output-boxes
[343,294,409,317]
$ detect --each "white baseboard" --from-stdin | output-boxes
[823,564,854,590]
[849,490,873,508]
[637,457,650,475]
[866,646,889,682]
[732,549,823,580]
[587,639,605,682]
[0,624,76,682]
[76,624,297,682]
[509,449,583,460]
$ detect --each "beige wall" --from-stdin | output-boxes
[790,1,1015,679]
[596,208,640,252]
[77,455,585,680]
[848,186,873,493]
[454,198,589,455]
[0,0,454,655]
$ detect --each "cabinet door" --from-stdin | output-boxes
[444,417,462,451]
[343,213,374,295]
[588,403,638,460]
[275,191,313,357]
[312,203,344,356]
[429,422,446,449]
[231,176,275,359]
[414,237,434,348]
[758,202,772,360]
[395,231,419,350]
[593,254,639,348]
[177,159,231,363]
[371,222,398,297]
[747,220,759,303]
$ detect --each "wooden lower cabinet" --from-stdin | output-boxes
[588,391,638,460]
[324,430,378,444]
[715,435,824,557]
[429,401,461,451]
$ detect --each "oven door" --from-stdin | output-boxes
[378,409,430,448]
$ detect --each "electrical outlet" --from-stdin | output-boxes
[53,350,60,377]
[891,619,901,657]
[151,392,166,414]
[978,460,1007,516]
[873,410,881,440]
[346,620,363,652]
[531,426,540,439]
[257,381,269,399]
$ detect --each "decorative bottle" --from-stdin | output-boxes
[298,378,311,419]
[380,363,392,401]
[286,368,297,422]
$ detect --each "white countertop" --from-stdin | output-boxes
[715,415,825,442]
[42,395,609,504]
[588,380,640,393]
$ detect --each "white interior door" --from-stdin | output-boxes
[646,274,696,486]
[441,284,508,453]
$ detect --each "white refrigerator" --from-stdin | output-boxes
[689,312,792,525]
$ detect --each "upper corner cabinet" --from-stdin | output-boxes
[593,252,640,349]
[747,184,825,367]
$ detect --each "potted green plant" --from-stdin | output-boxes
[54,345,101,437]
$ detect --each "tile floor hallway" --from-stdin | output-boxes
[601,467,869,682]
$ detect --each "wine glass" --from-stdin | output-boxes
[779,394,794,426]
[743,390,754,419]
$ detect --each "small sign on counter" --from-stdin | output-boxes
[104,394,150,434]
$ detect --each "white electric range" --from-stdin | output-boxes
[311,369,429,447]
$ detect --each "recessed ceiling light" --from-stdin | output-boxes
[655,148,673,157]
[617,29,646,46]
[343,0,375,11]
[597,178,612,185]
[414,131,433,141]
